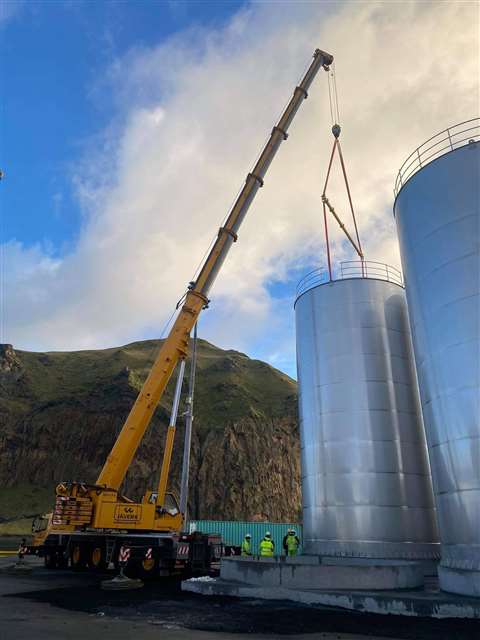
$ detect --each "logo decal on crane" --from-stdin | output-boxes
[114,504,142,523]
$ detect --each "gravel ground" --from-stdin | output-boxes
[0,558,478,639]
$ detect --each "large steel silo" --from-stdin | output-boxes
[394,120,480,596]
[295,266,439,560]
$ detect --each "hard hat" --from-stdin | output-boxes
[245,533,251,538]
[265,531,271,537]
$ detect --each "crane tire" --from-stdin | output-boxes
[70,543,88,571]
[140,556,159,580]
[88,545,108,572]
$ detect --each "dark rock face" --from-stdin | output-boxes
[0,340,301,522]
[0,344,21,373]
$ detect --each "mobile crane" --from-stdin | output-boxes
[30,47,333,578]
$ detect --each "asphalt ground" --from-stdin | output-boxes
[0,556,478,640]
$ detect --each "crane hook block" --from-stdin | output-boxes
[332,124,341,138]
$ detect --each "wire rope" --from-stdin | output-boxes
[321,60,365,270]
[327,72,335,126]
[332,62,341,124]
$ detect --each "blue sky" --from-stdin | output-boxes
[1,1,477,378]
[2,1,243,252]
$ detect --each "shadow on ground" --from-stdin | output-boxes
[7,576,479,639]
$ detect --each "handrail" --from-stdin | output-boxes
[295,260,403,299]
[394,118,479,197]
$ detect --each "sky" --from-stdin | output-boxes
[1,0,478,378]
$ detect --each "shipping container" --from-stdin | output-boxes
[188,520,302,555]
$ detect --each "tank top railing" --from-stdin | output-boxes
[296,260,403,299]
[394,118,479,197]
[340,261,403,286]
[295,268,329,298]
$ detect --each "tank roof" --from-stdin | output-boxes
[295,260,403,305]
[394,118,479,199]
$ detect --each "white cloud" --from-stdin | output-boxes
[3,1,479,373]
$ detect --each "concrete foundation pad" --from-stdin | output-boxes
[220,556,424,590]
[182,577,480,619]
[439,566,480,598]
[317,556,439,577]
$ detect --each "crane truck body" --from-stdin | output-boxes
[29,47,333,578]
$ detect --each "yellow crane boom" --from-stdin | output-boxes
[96,47,334,493]
[33,49,334,564]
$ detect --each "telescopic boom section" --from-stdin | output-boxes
[96,48,333,491]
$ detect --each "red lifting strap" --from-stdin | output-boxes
[321,131,364,280]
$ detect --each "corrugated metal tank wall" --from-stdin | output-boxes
[295,275,439,559]
[394,132,479,596]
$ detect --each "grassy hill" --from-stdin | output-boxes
[0,340,299,533]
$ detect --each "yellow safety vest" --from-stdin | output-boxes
[259,538,274,557]
[286,534,299,555]
[241,539,252,556]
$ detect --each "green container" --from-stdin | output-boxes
[188,519,302,555]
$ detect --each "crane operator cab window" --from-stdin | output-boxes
[158,493,180,516]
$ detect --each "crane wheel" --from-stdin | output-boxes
[88,546,107,572]
[140,556,159,579]
[70,544,88,571]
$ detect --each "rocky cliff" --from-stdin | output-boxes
[0,340,300,528]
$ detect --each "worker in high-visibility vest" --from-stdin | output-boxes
[284,529,300,556]
[18,538,28,561]
[241,533,252,556]
[259,531,275,557]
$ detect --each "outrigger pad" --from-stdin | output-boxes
[100,574,144,591]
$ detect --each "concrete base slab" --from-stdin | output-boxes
[439,566,480,598]
[220,556,424,590]
[182,576,480,619]
[318,556,439,578]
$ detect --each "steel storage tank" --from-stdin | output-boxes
[295,264,439,559]
[394,120,480,596]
